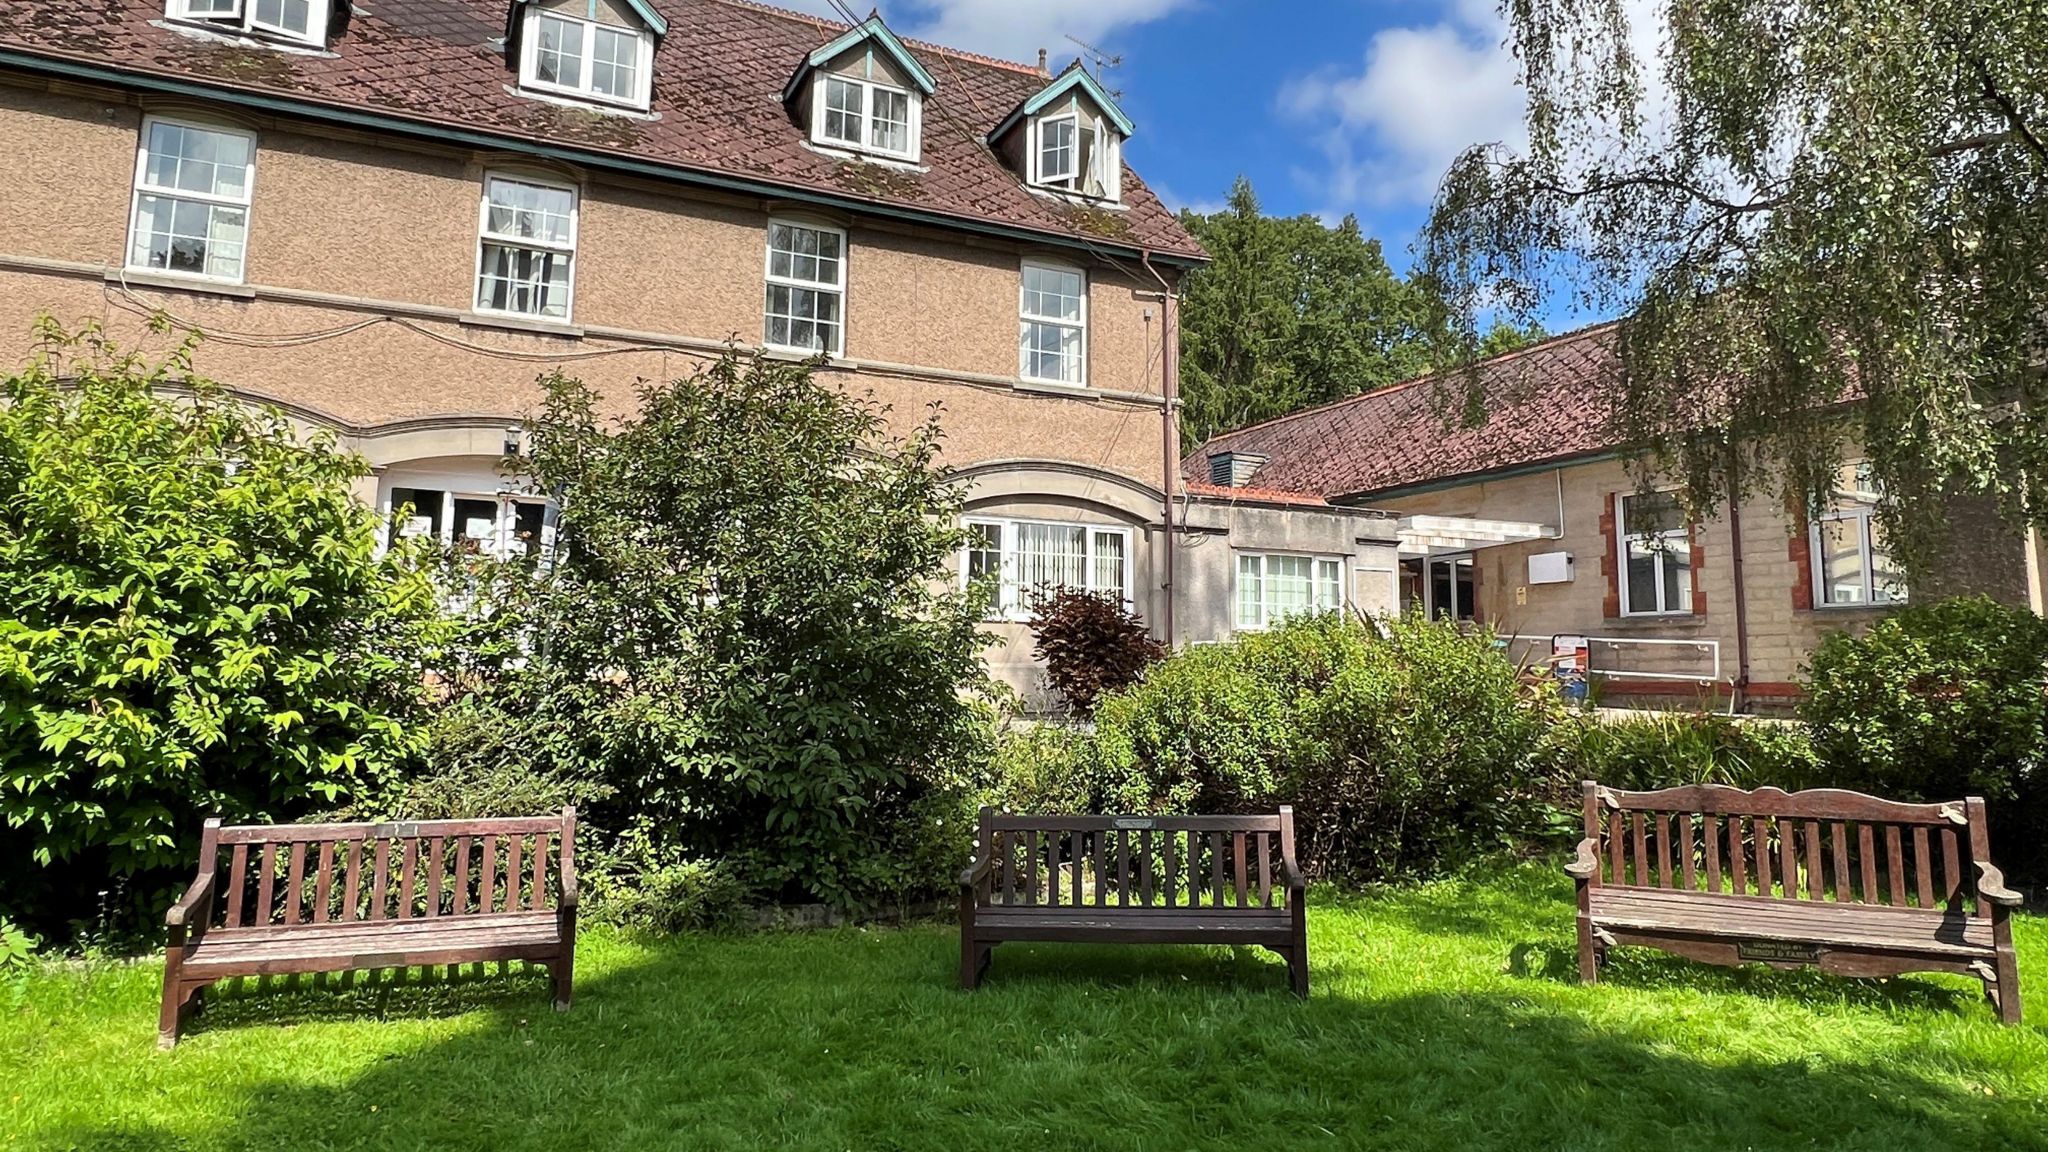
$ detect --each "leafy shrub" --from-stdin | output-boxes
[984,721,1095,813]
[1081,613,1560,881]
[1801,595,2048,883]
[0,322,445,937]
[1027,589,1164,715]
[582,823,753,934]
[1555,712,1821,793]
[0,916,35,1009]
[459,352,994,908]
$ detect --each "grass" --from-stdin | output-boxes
[5,859,2047,1151]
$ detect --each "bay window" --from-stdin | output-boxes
[963,517,1132,620]
[1236,553,1343,631]
[1617,491,1693,616]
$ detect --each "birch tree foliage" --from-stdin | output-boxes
[1422,0,2048,570]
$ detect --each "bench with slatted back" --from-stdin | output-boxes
[958,807,1308,995]
[1569,782,2023,1022]
[159,808,578,1046]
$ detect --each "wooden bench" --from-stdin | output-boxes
[1569,782,2023,1022]
[160,808,578,1047]
[958,807,1308,995]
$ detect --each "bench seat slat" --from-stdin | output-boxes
[181,913,563,976]
[975,909,1292,946]
[1590,888,1994,955]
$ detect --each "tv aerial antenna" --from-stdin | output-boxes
[1064,34,1124,98]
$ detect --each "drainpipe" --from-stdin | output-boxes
[1727,486,1752,714]
[1141,250,1179,647]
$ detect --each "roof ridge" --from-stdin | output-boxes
[1193,318,1624,454]
[697,0,1049,77]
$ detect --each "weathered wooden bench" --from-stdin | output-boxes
[958,807,1308,995]
[1569,782,2023,1022]
[160,808,578,1046]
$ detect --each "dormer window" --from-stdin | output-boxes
[166,0,330,47]
[1032,113,1119,200]
[518,8,654,110]
[813,75,917,159]
[993,64,1136,205]
[783,15,937,165]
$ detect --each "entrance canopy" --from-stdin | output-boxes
[1395,514,1554,557]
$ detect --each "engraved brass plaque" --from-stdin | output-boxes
[1738,940,1822,965]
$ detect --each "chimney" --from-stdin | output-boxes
[1208,452,1268,489]
[1036,48,1049,77]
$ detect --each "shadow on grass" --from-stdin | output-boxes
[188,965,554,1035]
[35,931,2048,1152]
[1506,939,1981,1014]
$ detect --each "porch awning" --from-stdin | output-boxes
[1396,514,1555,555]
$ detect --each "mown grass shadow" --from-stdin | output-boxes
[35,928,2048,1152]
[183,964,554,1037]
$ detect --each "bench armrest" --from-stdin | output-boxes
[1564,838,1600,881]
[958,854,995,894]
[1977,861,2023,907]
[1280,858,1307,891]
[165,871,214,941]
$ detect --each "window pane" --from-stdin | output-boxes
[1039,116,1075,180]
[535,16,584,88]
[1237,555,1262,630]
[478,243,571,317]
[485,178,574,245]
[390,487,445,540]
[1818,516,1867,605]
[1315,559,1342,611]
[1664,550,1690,612]
[1266,555,1313,621]
[869,87,910,153]
[142,122,251,200]
[1625,542,1660,613]
[591,27,640,99]
[1870,522,1906,603]
[1022,265,1083,320]
[1092,530,1126,601]
[1621,491,1685,535]
[822,76,863,144]
[966,522,1003,615]
[253,0,311,34]
[1013,522,1087,604]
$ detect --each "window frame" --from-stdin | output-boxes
[808,73,921,162]
[1018,259,1089,387]
[960,515,1134,622]
[1028,110,1122,202]
[472,171,581,324]
[1234,551,1345,632]
[1809,485,1905,609]
[165,0,330,47]
[1615,490,1694,617]
[381,481,556,565]
[125,114,259,285]
[517,8,656,112]
[762,218,849,357]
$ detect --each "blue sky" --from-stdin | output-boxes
[780,0,1532,283]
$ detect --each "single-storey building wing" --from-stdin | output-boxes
[1186,323,2044,709]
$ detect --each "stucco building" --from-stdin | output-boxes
[0,0,1397,707]
[1188,324,2044,709]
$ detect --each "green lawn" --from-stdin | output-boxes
[6,860,2046,1151]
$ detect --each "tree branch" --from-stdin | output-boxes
[1969,58,2048,163]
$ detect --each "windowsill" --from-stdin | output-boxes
[1014,376,1092,396]
[1024,185,1127,211]
[107,267,257,300]
[1806,602,1901,616]
[460,312,584,339]
[504,83,659,120]
[800,140,927,171]
[153,18,335,56]
[761,346,854,368]
[1606,613,1707,630]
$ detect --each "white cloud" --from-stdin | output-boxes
[763,0,1189,66]
[1281,0,1675,214]
[1279,0,1525,209]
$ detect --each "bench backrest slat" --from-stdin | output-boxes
[205,811,573,931]
[1582,782,1994,912]
[972,811,1294,912]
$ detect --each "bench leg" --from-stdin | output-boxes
[1287,946,1309,999]
[1576,915,1600,984]
[550,949,574,1011]
[960,941,991,991]
[1990,946,2021,1025]
[158,978,200,1049]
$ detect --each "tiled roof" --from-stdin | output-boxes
[0,0,1204,262]
[1184,323,1624,501]
[1182,481,1329,508]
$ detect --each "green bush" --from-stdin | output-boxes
[0,915,35,1009]
[455,352,995,908]
[1080,614,1560,881]
[0,322,446,937]
[1801,595,2048,883]
[1556,712,1821,793]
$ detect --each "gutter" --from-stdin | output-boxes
[0,48,1207,271]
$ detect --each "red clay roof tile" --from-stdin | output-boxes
[1185,323,1624,501]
